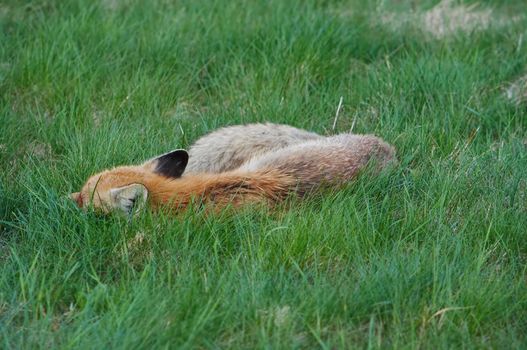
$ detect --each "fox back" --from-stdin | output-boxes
[185,123,322,174]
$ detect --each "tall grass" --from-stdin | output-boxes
[1,0,526,348]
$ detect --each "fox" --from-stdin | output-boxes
[70,133,396,216]
[182,123,322,174]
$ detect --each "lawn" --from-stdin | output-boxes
[1,0,526,348]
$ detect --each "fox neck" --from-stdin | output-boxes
[142,169,295,211]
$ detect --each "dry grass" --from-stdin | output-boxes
[506,73,527,106]
[379,0,518,39]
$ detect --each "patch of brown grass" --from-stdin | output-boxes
[379,0,518,39]
[505,73,527,106]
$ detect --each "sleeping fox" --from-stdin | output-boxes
[70,133,396,216]
[184,123,322,174]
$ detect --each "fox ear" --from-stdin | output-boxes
[110,184,148,216]
[143,149,188,178]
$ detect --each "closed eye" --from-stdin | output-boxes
[123,197,137,212]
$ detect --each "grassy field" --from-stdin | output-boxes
[1,0,527,348]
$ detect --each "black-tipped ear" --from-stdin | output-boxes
[147,149,189,178]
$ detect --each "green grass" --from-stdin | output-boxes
[1,0,527,348]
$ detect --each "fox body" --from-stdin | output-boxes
[184,123,322,174]
[70,132,396,216]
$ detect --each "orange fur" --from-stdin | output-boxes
[146,169,296,211]
[73,166,296,214]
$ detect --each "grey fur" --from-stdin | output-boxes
[239,133,396,194]
[185,123,322,174]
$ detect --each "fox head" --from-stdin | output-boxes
[70,150,188,216]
